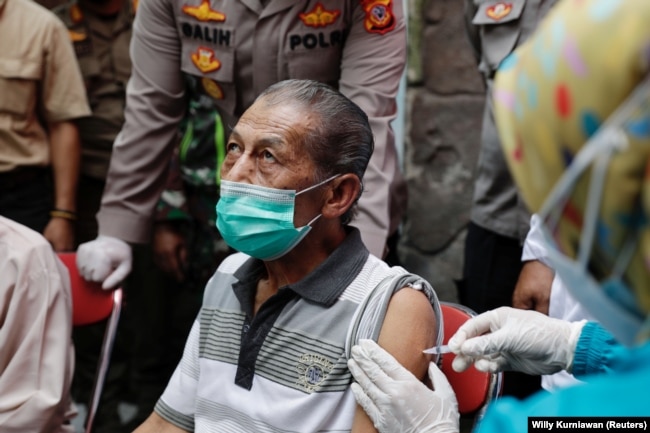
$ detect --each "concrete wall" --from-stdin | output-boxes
[398,0,485,302]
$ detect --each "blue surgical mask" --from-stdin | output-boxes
[216,175,338,260]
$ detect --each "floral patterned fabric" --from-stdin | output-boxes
[493,0,650,326]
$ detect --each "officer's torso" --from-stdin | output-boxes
[173,1,355,188]
[54,0,134,179]
[175,1,353,118]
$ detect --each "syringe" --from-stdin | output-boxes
[422,344,452,355]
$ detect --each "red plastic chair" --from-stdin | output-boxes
[58,252,123,433]
[439,301,503,423]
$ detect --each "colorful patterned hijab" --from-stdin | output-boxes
[493,0,650,344]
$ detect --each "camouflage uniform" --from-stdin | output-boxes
[155,72,232,291]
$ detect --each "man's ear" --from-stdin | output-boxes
[321,174,361,219]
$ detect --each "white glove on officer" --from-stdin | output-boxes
[76,235,132,290]
[348,339,459,433]
[448,307,586,375]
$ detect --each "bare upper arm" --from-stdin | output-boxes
[351,286,438,432]
[132,412,191,433]
[377,287,437,377]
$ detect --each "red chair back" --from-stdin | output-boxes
[57,251,123,433]
[57,252,114,326]
[439,302,502,417]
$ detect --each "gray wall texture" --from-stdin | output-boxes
[398,0,486,302]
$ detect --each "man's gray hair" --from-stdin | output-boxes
[258,79,374,224]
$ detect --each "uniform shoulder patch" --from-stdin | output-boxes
[362,0,396,35]
[486,2,513,21]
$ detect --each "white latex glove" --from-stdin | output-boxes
[76,235,132,290]
[448,307,586,375]
[348,339,459,433]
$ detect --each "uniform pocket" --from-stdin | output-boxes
[0,58,41,117]
[472,0,525,76]
[179,22,236,114]
[285,29,344,86]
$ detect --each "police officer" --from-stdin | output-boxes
[460,0,559,398]
[0,0,89,252]
[77,0,408,291]
[54,1,138,431]
[55,0,133,246]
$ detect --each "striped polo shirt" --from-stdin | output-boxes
[154,228,418,432]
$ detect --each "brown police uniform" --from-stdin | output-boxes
[461,0,558,399]
[96,0,408,258]
[56,0,133,182]
[54,0,134,243]
[468,0,557,244]
[0,0,90,231]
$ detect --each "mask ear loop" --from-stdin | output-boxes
[578,134,618,269]
[610,95,650,282]
[295,175,340,229]
[305,213,322,227]
[296,174,340,196]
[533,81,650,347]
[538,77,650,250]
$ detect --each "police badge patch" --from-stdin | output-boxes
[191,46,221,73]
[362,0,396,35]
[299,2,341,28]
[202,77,224,99]
[182,0,226,22]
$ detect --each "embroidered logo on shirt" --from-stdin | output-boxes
[299,2,341,28]
[202,77,224,99]
[486,2,513,21]
[191,46,221,73]
[362,0,396,35]
[182,0,226,22]
[296,353,333,393]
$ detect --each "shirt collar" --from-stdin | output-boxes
[233,227,369,310]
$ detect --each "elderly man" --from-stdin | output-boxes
[0,216,76,431]
[77,0,407,290]
[133,79,438,433]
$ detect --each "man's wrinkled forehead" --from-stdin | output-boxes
[231,101,311,151]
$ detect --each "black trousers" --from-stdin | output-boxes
[0,167,52,232]
[459,221,542,400]
[71,176,131,433]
